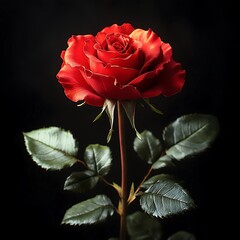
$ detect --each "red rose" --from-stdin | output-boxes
[56,23,185,107]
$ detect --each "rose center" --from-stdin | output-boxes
[106,33,132,53]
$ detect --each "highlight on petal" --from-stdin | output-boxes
[130,28,162,64]
[56,64,104,106]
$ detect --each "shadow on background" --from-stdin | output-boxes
[2,0,225,239]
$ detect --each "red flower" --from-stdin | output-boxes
[57,23,185,107]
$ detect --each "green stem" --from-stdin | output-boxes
[117,101,128,240]
[135,166,153,195]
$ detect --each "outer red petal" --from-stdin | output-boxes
[95,32,106,46]
[161,42,172,63]
[129,70,157,92]
[100,23,135,35]
[60,50,65,60]
[64,35,95,69]
[56,64,104,106]
[79,66,141,100]
[141,60,186,98]
[89,59,139,85]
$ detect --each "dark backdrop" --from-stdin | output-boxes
[2,0,225,239]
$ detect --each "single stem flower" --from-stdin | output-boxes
[22,23,220,240]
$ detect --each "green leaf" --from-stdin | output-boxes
[93,104,107,123]
[168,231,196,240]
[140,178,195,218]
[163,113,219,160]
[127,211,163,240]
[84,144,112,176]
[104,99,116,143]
[93,99,116,142]
[113,182,122,197]
[23,126,78,170]
[152,155,174,169]
[121,100,142,140]
[141,174,176,189]
[133,130,162,164]
[127,182,136,204]
[64,170,99,193]
[144,99,163,115]
[62,194,115,225]
[77,101,85,107]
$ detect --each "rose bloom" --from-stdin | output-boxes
[57,23,185,107]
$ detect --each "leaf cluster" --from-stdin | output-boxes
[23,114,219,239]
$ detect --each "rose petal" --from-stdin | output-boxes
[60,50,65,60]
[106,33,131,52]
[161,42,172,62]
[130,28,162,61]
[79,66,141,100]
[57,24,185,105]
[64,35,95,69]
[89,59,139,85]
[95,43,131,59]
[85,42,140,85]
[141,60,186,98]
[130,28,166,73]
[85,41,139,84]
[96,41,142,69]
[95,32,107,46]
[140,42,172,74]
[56,64,104,106]
[100,23,135,35]
[129,70,157,92]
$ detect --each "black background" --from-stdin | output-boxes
[2,0,225,239]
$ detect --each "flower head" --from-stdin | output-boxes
[56,23,185,106]
[56,23,186,141]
